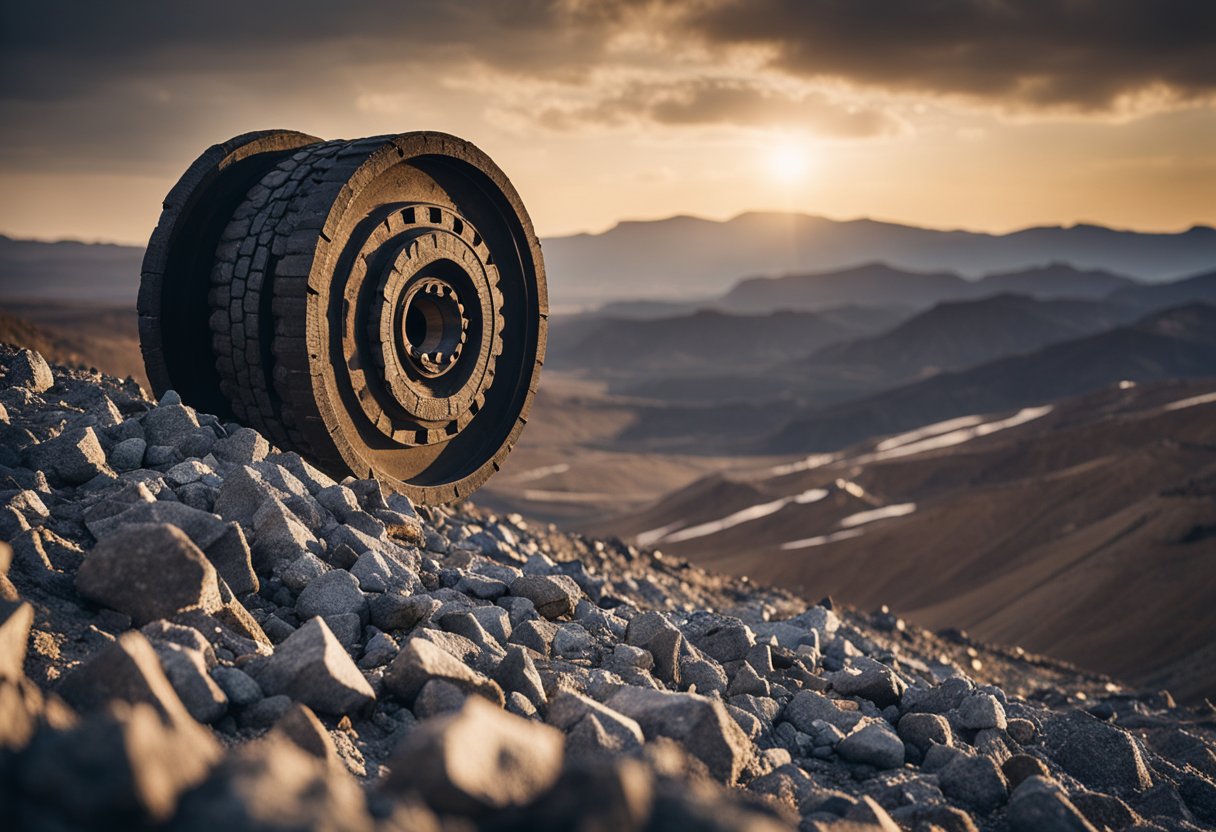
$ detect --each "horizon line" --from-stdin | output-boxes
[3,210,1213,248]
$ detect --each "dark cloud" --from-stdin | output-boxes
[684,0,1216,110]
[529,78,899,137]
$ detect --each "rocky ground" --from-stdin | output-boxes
[1,343,1215,831]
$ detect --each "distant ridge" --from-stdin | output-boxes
[543,212,1216,305]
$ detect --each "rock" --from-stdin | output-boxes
[680,657,727,696]
[0,599,34,681]
[510,618,559,656]
[109,437,148,471]
[553,621,596,661]
[58,632,201,727]
[384,697,564,814]
[250,496,318,572]
[828,656,905,707]
[837,721,906,770]
[414,678,469,719]
[9,349,54,392]
[548,690,644,752]
[86,499,258,596]
[350,549,418,594]
[681,611,755,663]
[143,402,200,447]
[492,644,548,707]
[1003,753,1050,789]
[1007,776,1098,831]
[31,426,111,485]
[605,686,753,783]
[470,604,512,645]
[212,465,281,528]
[171,733,373,832]
[75,523,224,625]
[370,592,437,631]
[898,711,953,752]
[939,753,1009,812]
[957,692,1007,731]
[280,551,329,593]
[211,666,263,707]
[726,662,770,698]
[152,641,228,723]
[295,569,368,627]
[1044,711,1153,793]
[383,637,504,707]
[268,702,338,767]
[509,574,581,619]
[784,689,864,734]
[211,427,270,466]
[359,628,398,669]
[250,618,375,716]
[19,700,220,827]
[237,694,294,730]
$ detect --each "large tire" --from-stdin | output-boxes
[140,132,548,504]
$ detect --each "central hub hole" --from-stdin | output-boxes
[403,282,464,367]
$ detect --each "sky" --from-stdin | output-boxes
[1,0,1214,245]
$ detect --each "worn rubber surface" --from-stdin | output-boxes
[139,131,548,503]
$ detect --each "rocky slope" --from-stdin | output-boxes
[2,344,1216,831]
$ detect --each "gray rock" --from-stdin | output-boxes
[414,678,469,719]
[358,628,398,669]
[9,349,54,392]
[369,592,437,632]
[109,437,147,471]
[548,690,644,752]
[605,686,753,783]
[384,697,563,813]
[279,552,329,593]
[143,402,200,447]
[212,465,280,528]
[553,622,596,661]
[681,611,755,663]
[31,426,111,485]
[509,618,559,656]
[1044,711,1153,793]
[828,656,905,707]
[1007,776,1098,831]
[250,618,375,716]
[455,573,509,600]
[0,599,34,682]
[383,637,504,707]
[172,733,372,832]
[295,569,368,626]
[680,656,728,696]
[492,644,547,708]
[211,666,263,707]
[470,604,512,645]
[250,497,318,573]
[939,753,1009,812]
[1003,753,1051,789]
[958,692,1007,731]
[898,711,953,752]
[727,662,770,698]
[85,500,258,596]
[509,574,581,619]
[75,523,224,625]
[57,632,202,729]
[350,550,418,594]
[837,721,906,769]
[325,612,363,648]
[144,444,181,468]
[152,641,228,723]
[784,689,865,734]
[211,427,270,466]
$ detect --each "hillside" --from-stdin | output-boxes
[795,294,1142,388]
[9,347,1216,830]
[759,303,1216,454]
[594,377,1216,704]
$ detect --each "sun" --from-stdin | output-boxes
[765,140,811,185]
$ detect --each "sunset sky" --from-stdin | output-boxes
[2,0,1214,245]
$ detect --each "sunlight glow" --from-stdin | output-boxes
[765,140,811,185]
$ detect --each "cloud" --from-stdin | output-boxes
[518,77,901,137]
[683,0,1216,112]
